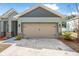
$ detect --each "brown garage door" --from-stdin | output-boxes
[22,23,58,39]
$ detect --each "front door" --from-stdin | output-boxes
[11,21,18,37]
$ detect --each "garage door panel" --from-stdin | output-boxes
[39,24,58,38]
[22,23,58,39]
[23,24,39,38]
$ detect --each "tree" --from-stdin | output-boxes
[75,3,79,39]
[66,15,76,20]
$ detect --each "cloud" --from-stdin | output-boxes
[67,11,78,15]
[44,4,59,10]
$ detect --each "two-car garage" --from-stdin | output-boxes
[15,5,64,39]
[22,23,58,39]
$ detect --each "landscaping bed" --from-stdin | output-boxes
[0,36,7,40]
[60,38,79,53]
[0,44,11,52]
[59,32,79,53]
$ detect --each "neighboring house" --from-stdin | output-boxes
[62,27,67,32]
[0,4,65,39]
[66,17,79,32]
[62,21,67,32]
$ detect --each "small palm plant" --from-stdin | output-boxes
[15,35,22,40]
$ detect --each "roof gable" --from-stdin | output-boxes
[15,4,65,18]
[20,7,61,17]
[1,8,18,18]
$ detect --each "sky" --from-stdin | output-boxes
[0,3,79,16]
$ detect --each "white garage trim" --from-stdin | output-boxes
[17,17,62,35]
[19,17,63,22]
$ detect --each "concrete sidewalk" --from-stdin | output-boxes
[0,45,79,56]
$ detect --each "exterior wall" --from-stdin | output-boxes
[66,19,78,31]
[0,18,8,36]
[17,17,63,35]
[0,21,3,36]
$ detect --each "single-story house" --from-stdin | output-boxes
[66,17,79,32]
[0,4,65,39]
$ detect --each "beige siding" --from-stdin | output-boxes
[22,23,58,39]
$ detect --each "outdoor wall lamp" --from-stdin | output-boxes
[59,24,61,27]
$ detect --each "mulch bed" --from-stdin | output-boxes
[0,36,7,41]
[60,38,79,53]
[0,44,11,52]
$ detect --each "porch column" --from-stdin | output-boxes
[58,22,62,34]
[8,20,12,37]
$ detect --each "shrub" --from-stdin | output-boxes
[62,32,77,41]
[70,32,77,40]
[63,32,72,40]
[15,35,22,40]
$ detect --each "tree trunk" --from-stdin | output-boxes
[75,3,79,39]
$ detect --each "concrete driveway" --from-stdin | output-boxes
[0,38,79,56]
[16,39,75,52]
